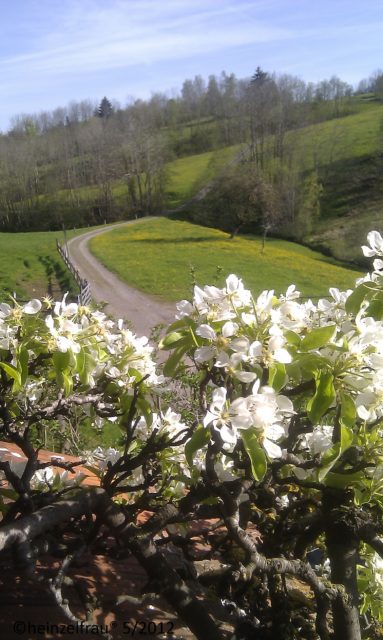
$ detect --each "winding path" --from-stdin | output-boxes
[67,221,176,337]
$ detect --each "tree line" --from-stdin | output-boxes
[0,68,358,232]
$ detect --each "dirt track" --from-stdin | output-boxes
[67,221,176,337]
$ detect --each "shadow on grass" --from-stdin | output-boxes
[125,236,227,244]
[38,255,74,295]
[38,255,54,296]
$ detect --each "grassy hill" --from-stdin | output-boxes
[3,96,383,267]
[20,142,242,222]
[229,102,383,263]
[89,217,363,301]
[276,100,383,262]
[182,99,383,264]
[165,144,242,209]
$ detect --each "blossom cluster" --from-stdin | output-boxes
[163,232,383,477]
[0,294,163,410]
[203,383,293,458]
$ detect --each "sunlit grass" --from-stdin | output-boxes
[285,104,383,170]
[165,144,242,208]
[89,218,363,301]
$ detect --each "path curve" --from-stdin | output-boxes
[67,220,176,337]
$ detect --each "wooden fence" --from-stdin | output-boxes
[56,240,92,306]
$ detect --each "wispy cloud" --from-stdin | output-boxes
[0,1,292,77]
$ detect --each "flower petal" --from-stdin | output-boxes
[23,299,42,314]
[196,324,217,340]
[263,438,282,459]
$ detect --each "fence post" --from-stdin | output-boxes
[56,240,92,306]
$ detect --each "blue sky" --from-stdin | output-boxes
[0,0,382,131]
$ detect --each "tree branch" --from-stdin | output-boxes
[0,487,224,640]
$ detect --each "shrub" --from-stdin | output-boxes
[2,233,383,639]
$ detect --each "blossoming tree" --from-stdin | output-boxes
[2,232,383,639]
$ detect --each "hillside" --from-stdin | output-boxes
[180,98,383,265]
[290,101,383,262]
[165,144,242,209]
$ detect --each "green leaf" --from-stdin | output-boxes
[294,353,327,377]
[285,360,302,384]
[53,350,71,373]
[325,471,365,490]
[0,362,21,390]
[301,325,336,351]
[52,472,63,491]
[76,348,97,385]
[345,282,371,315]
[159,331,186,350]
[268,363,287,392]
[18,346,29,385]
[136,396,153,427]
[200,496,220,506]
[307,372,335,424]
[0,499,9,514]
[284,330,301,347]
[119,393,133,415]
[53,351,72,393]
[318,424,353,482]
[0,487,18,500]
[340,423,353,450]
[318,442,341,482]
[340,392,356,429]
[126,440,140,455]
[163,345,189,377]
[366,293,383,320]
[164,317,195,333]
[84,464,103,479]
[241,428,267,481]
[185,425,211,467]
[62,370,73,396]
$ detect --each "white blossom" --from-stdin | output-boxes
[23,299,42,315]
[92,447,121,470]
[203,387,251,446]
[362,230,383,257]
[303,425,333,455]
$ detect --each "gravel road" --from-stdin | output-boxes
[67,221,176,337]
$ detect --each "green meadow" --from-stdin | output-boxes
[285,103,383,170]
[165,144,242,208]
[89,218,363,301]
